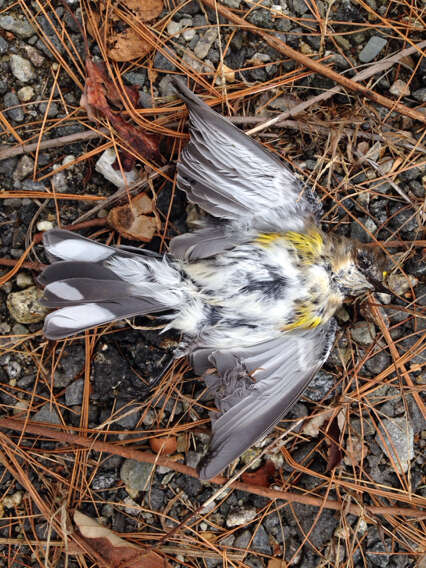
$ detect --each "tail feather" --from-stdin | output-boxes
[44,298,168,340]
[43,229,116,262]
[40,229,191,340]
[41,278,136,308]
[38,261,120,286]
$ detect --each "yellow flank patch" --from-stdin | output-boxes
[255,232,284,246]
[284,229,323,262]
[282,304,322,331]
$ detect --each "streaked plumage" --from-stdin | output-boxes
[40,78,384,480]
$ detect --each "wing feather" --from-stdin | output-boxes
[172,78,321,232]
[195,320,337,480]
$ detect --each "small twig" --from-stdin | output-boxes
[0,258,47,272]
[0,128,107,162]
[0,417,423,518]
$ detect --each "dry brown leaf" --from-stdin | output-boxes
[241,461,276,487]
[108,28,154,62]
[267,559,286,568]
[149,436,177,456]
[108,193,160,242]
[121,0,163,22]
[74,510,168,567]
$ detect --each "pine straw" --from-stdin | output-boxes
[0,0,425,566]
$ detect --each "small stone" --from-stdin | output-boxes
[0,36,8,54]
[92,473,116,490]
[365,350,391,374]
[39,101,59,118]
[2,491,23,509]
[304,370,335,402]
[389,79,410,97]
[17,86,34,102]
[386,273,418,295]
[115,404,141,429]
[7,286,48,324]
[16,272,33,289]
[194,40,211,59]
[95,148,138,188]
[14,155,34,180]
[10,54,36,83]
[23,45,45,67]
[167,21,181,36]
[226,507,257,527]
[182,28,196,41]
[0,15,34,39]
[65,378,84,406]
[4,92,24,122]
[377,417,414,473]
[359,36,387,63]
[412,88,426,102]
[120,460,154,494]
[123,496,140,516]
[252,524,272,554]
[350,217,377,242]
[233,529,251,548]
[221,0,241,7]
[351,321,376,345]
[33,403,61,425]
[36,220,54,232]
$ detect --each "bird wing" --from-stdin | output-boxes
[172,78,321,233]
[193,320,336,480]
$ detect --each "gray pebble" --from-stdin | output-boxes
[120,459,154,493]
[33,403,61,425]
[115,403,141,429]
[10,54,36,83]
[412,87,426,103]
[65,378,84,406]
[0,36,8,54]
[377,416,414,473]
[14,155,34,180]
[123,71,146,86]
[234,529,251,549]
[92,473,116,490]
[227,507,257,527]
[4,92,24,122]
[359,36,387,63]
[351,321,376,345]
[365,350,391,374]
[304,370,335,401]
[0,15,34,39]
[292,0,309,15]
[39,102,59,118]
[252,524,271,554]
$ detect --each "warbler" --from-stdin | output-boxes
[40,78,385,480]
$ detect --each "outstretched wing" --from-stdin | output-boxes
[193,320,336,480]
[172,78,321,233]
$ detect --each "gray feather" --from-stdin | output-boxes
[172,78,321,231]
[43,297,170,340]
[41,278,135,307]
[196,320,336,480]
[38,261,120,286]
[170,226,239,261]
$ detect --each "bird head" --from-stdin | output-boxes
[332,243,388,297]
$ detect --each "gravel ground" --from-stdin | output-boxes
[0,0,425,566]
